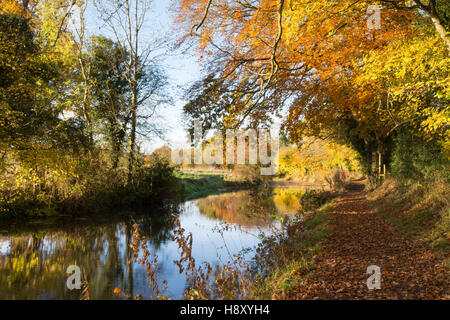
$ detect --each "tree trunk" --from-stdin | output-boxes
[430,15,450,52]
[412,0,450,52]
[125,224,133,299]
[127,91,137,184]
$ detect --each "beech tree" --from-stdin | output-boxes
[174,0,449,177]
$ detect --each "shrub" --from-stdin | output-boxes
[391,129,450,183]
[128,155,180,206]
[300,190,334,212]
[0,150,181,218]
[229,164,272,185]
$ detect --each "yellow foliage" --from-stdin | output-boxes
[278,138,360,179]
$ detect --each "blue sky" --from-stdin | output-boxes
[146,0,201,153]
[83,0,201,154]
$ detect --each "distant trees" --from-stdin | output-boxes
[146,146,173,166]
[278,137,360,180]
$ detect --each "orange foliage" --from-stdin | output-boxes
[0,0,38,18]
[173,0,417,141]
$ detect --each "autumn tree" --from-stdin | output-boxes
[0,9,64,151]
[174,0,449,178]
[379,0,449,51]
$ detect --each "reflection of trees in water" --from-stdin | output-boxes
[134,210,180,249]
[0,205,180,299]
[197,187,305,228]
[272,187,306,215]
[196,187,308,228]
[0,229,108,299]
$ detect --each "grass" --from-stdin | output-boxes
[175,171,239,200]
[251,198,334,299]
[367,178,449,257]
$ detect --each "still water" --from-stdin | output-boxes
[0,186,310,299]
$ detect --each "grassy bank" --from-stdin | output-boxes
[367,178,449,257]
[251,192,335,299]
[175,171,242,200]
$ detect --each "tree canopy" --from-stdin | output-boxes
[174,0,449,176]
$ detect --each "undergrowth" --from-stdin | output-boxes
[250,198,334,299]
[368,178,449,257]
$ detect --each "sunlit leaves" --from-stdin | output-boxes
[175,0,448,165]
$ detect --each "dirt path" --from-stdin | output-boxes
[291,181,449,300]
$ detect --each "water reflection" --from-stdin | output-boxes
[197,188,278,228]
[0,186,309,299]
